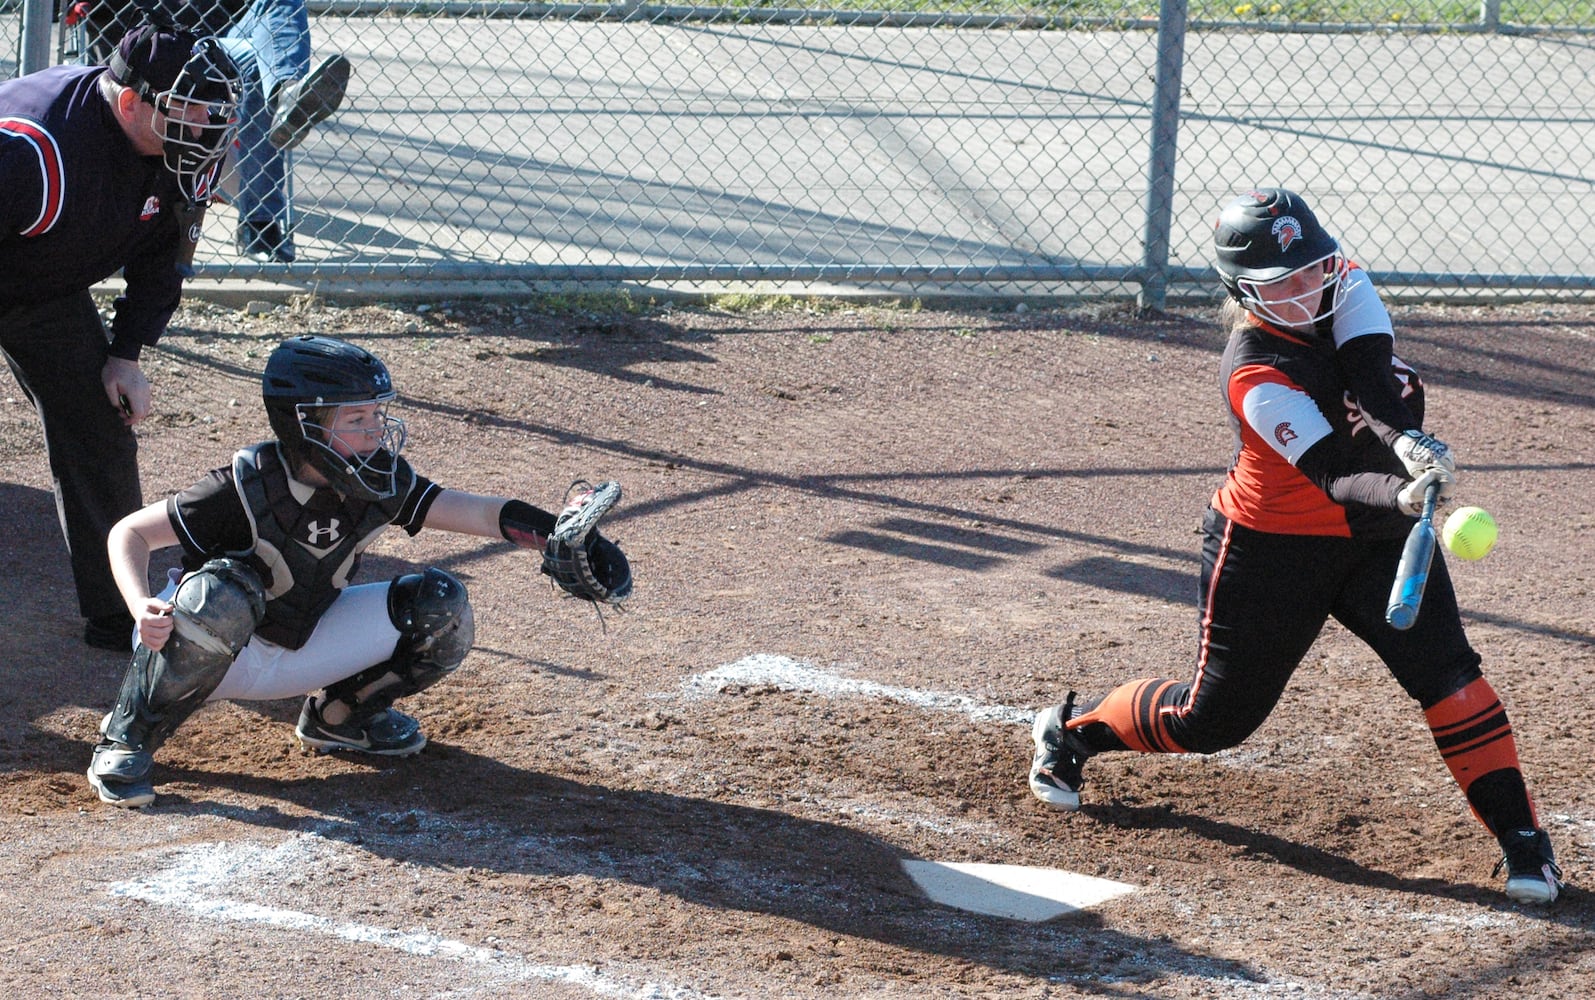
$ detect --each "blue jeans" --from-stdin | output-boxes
[221,0,312,229]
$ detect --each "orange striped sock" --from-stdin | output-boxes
[1070,678,1189,753]
[1424,677,1536,832]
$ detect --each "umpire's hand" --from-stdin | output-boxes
[102,357,152,426]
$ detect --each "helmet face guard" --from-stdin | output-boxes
[1214,188,1348,330]
[294,400,408,501]
[1235,250,1350,329]
[145,37,239,203]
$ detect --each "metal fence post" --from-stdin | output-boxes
[19,0,55,76]
[1138,0,1190,313]
[1479,0,1502,32]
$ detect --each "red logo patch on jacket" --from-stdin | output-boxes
[140,196,160,220]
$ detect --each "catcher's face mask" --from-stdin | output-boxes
[298,399,407,501]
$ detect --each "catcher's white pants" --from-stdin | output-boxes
[151,569,402,702]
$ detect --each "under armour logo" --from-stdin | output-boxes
[304,518,342,545]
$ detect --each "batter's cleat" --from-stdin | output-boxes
[1029,692,1093,811]
[87,741,156,808]
[295,697,427,756]
[269,53,352,151]
[1493,828,1564,905]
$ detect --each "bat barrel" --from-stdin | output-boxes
[1385,480,1442,631]
[1386,603,1419,630]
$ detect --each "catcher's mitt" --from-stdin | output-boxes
[542,480,633,606]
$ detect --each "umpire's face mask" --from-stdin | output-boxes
[151,39,240,203]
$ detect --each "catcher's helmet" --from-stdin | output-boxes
[1213,188,1347,328]
[262,336,407,501]
[108,24,240,204]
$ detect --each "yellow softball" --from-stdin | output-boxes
[1441,506,1497,561]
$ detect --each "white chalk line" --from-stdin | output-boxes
[678,653,1034,726]
[110,837,710,1000]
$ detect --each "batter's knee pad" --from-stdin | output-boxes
[321,568,474,716]
[102,559,267,752]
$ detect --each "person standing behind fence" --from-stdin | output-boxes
[219,0,351,262]
[0,23,239,650]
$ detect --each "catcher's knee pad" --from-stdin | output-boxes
[388,568,474,662]
[171,558,269,657]
[322,569,474,715]
[102,559,267,752]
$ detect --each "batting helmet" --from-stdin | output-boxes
[262,336,408,501]
[108,23,240,204]
[1213,188,1347,328]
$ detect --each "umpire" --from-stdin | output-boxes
[0,23,239,649]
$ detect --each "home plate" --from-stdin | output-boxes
[901,860,1136,921]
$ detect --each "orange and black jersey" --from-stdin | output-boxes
[1211,314,1426,540]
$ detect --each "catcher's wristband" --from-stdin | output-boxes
[499,499,556,549]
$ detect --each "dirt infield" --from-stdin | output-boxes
[1,296,1591,998]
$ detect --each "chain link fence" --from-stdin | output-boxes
[7,1,1594,300]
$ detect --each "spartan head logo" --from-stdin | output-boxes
[1272,216,1303,252]
[1273,422,1298,447]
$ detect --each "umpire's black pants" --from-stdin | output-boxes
[0,291,142,620]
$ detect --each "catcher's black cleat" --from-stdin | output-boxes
[1494,828,1564,905]
[1029,692,1093,811]
[296,698,426,756]
[87,742,156,808]
[269,53,351,151]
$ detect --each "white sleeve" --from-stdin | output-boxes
[1329,267,1394,349]
[1240,382,1334,465]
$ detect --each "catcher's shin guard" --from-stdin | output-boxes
[319,568,474,719]
[100,559,266,753]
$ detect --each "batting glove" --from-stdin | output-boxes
[1396,467,1456,516]
[1393,429,1456,478]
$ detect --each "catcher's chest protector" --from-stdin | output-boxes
[231,443,409,649]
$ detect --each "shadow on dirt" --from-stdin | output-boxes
[141,744,1263,987]
[1398,313,1595,410]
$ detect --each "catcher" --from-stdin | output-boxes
[86,334,630,808]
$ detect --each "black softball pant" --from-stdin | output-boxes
[0,291,142,620]
[1155,506,1483,754]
